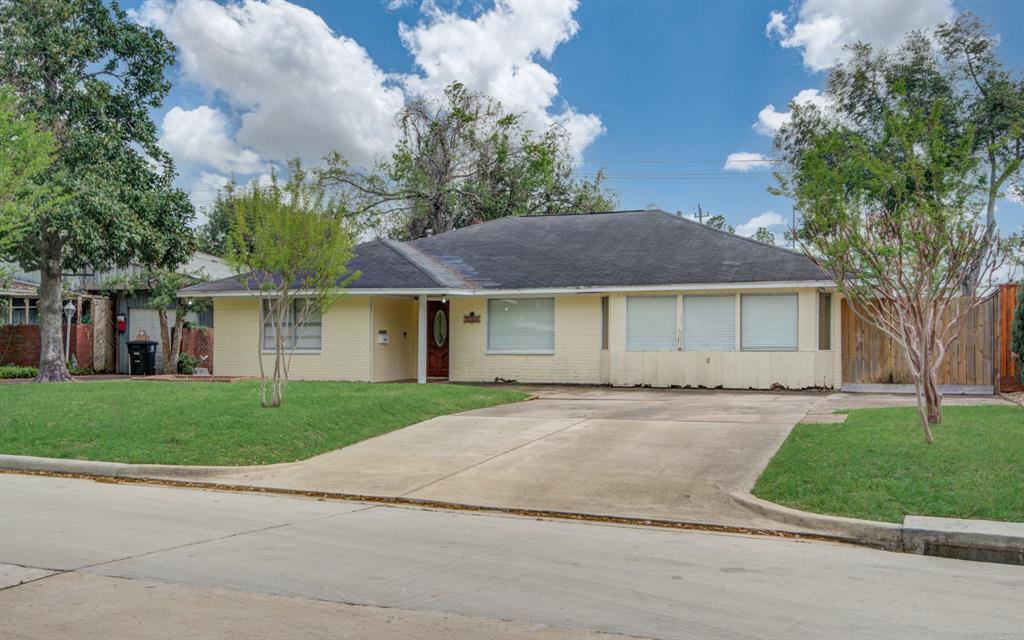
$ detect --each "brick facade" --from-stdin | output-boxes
[179,327,214,373]
[0,324,93,369]
[0,325,41,366]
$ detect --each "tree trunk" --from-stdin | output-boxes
[35,234,72,382]
[157,309,171,371]
[168,306,186,374]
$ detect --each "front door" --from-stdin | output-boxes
[427,300,449,378]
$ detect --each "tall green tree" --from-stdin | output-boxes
[196,180,239,256]
[751,227,776,245]
[1013,282,1024,384]
[934,14,1024,292]
[0,0,194,381]
[773,32,1005,442]
[0,85,57,257]
[228,161,359,408]
[704,214,734,233]
[323,82,616,239]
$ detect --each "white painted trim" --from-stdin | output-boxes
[485,350,555,356]
[184,280,836,299]
[416,295,427,384]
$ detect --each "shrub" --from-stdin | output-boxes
[0,365,38,379]
[177,353,201,375]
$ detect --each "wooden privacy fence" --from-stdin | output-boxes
[997,283,1021,392]
[841,295,997,388]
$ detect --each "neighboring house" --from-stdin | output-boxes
[1,252,231,373]
[109,252,231,373]
[183,210,841,389]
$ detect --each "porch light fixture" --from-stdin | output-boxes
[441,296,447,304]
[63,300,76,360]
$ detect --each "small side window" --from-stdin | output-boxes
[600,297,609,350]
[818,292,832,350]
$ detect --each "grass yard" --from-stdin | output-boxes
[0,380,527,466]
[753,405,1024,523]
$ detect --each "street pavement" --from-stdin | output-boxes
[1,473,1021,639]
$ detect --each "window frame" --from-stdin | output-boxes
[625,295,679,352]
[818,292,832,351]
[682,295,736,352]
[600,296,609,351]
[486,297,555,355]
[261,298,322,353]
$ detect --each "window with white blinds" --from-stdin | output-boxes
[262,299,322,351]
[741,294,798,351]
[487,298,554,353]
[683,296,735,351]
[626,296,677,351]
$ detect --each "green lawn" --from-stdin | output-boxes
[0,381,527,466]
[753,405,1024,523]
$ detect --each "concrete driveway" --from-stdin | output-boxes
[210,387,824,529]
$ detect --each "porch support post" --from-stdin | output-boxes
[417,295,427,384]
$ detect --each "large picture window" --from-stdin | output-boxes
[626,296,677,351]
[683,295,735,351]
[741,294,798,351]
[487,298,554,353]
[262,299,322,351]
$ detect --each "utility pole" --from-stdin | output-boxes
[696,204,707,224]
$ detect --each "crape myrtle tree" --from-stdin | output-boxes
[321,82,617,240]
[228,161,359,408]
[0,0,194,381]
[773,30,1007,443]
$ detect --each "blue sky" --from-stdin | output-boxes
[124,0,1024,241]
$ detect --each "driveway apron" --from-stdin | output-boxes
[204,388,823,529]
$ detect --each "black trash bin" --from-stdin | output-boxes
[127,340,158,376]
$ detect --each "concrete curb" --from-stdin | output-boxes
[3,455,1019,564]
[729,491,904,550]
[903,516,1024,565]
[731,491,1024,564]
[0,454,287,480]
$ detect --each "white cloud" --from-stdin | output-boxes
[766,0,955,71]
[736,211,786,237]
[723,152,773,172]
[139,0,406,168]
[753,88,830,136]
[139,0,601,205]
[161,106,264,174]
[399,0,602,159]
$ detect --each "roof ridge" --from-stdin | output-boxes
[379,238,474,289]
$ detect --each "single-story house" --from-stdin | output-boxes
[180,210,840,389]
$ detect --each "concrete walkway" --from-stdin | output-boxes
[190,387,828,529]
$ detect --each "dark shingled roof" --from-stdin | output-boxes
[408,210,828,289]
[182,210,829,294]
